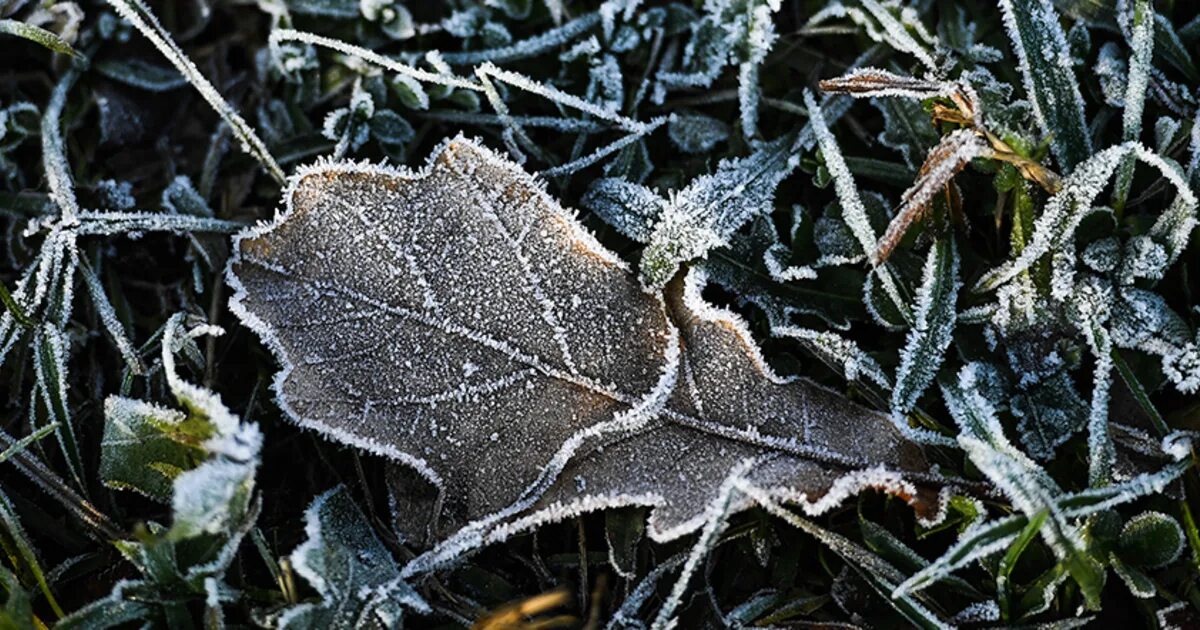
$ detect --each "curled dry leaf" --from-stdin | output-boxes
[818,67,956,100]
[873,129,994,264]
[227,137,934,553]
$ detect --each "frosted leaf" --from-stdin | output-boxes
[667,112,730,155]
[1082,237,1120,273]
[62,316,263,627]
[581,177,662,243]
[1154,117,1182,155]
[814,224,862,266]
[818,67,955,100]
[1072,302,1117,487]
[874,129,993,264]
[1119,235,1168,283]
[641,132,801,288]
[804,90,909,323]
[1094,42,1129,107]
[772,326,889,390]
[279,486,429,629]
[890,239,959,445]
[99,397,195,502]
[1012,373,1087,461]
[998,0,1092,172]
[1109,288,1189,353]
[81,261,144,374]
[950,601,1000,624]
[651,463,746,629]
[1189,109,1200,185]
[229,137,932,563]
[872,95,938,169]
[322,88,375,154]
[1111,0,1155,210]
[1162,341,1200,394]
[95,179,136,211]
[360,0,414,41]
[806,0,939,71]
[736,1,780,138]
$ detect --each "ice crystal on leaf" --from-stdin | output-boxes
[228,137,934,568]
[278,486,429,629]
[581,132,803,288]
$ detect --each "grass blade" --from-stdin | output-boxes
[998,0,1092,172]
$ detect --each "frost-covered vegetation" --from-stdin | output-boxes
[0,0,1199,627]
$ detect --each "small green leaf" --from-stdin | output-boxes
[998,509,1048,621]
[1117,511,1185,569]
[100,397,207,503]
[279,486,429,628]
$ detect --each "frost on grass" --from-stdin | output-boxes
[997,0,1092,172]
[278,486,429,629]
[228,136,933,559]
[889,238,959,443]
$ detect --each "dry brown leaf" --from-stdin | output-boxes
[227,137,934,555]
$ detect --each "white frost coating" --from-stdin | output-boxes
[283,486,429,627]
[808,1,939,71]
[821,67,958,100]
[73,210,244,236]
[40,68,80,224]
[436,12,601,65]
[651,461,751,630]
[997,0,1092,172]
[889,239,959,447]
[1075,297,1116,487]
[1118,0,1154,146]
[1112,0,1154,209]
[977,142,1199,293]
[950,600,1000,624]
[774,325,891,389]
[639,131,804,288]
[736,1,781,139]
[874,130,993,265]
[273,28,658,174]
[80,263,143,375]
[804,90,910,324]
[106,0,284,183]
